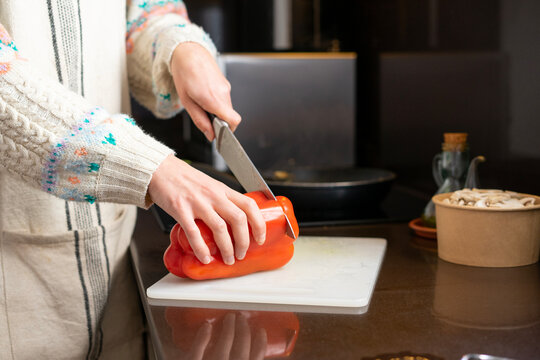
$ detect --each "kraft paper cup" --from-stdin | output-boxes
[433,192,540,267]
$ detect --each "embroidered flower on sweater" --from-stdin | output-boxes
[103,133,117,145]
[126,0,189,54]
[0,24,17,51]
[125,117,137,126]
[0,62,10,75]
[68,176,81,184]
[0,24,22,75]
[74,147,88,156]
[84,195,97,204]
[0,42,16,75]
[41,107,122,204]
[126,0,217,120]
[88,163,100,172]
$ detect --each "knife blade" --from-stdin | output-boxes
[212,116,297,239]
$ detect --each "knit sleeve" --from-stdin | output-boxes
[0,24,173,209]
[126,0,218,119]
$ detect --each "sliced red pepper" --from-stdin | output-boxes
[163,191,299,280]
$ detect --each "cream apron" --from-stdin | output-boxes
[0,0,145,358]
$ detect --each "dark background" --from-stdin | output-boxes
[134,0,540,198]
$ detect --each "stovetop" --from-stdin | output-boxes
[151,184,428,233]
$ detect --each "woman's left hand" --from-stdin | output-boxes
[170,42,241,141]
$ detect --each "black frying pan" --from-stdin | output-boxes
[194,163,397,221]
[264,167,396,216]
[152,163,395,231]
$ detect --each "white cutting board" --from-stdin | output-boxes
[147,236,386,314]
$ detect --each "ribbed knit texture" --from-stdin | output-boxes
[126,0,217,118]
[0,0,217,208]
[0,0,217,209]
[0,1,218,358]
[0,31,173,208]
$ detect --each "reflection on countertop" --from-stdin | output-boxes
[433,260,540,330]
[131,207,540,360]
[164,308,299,359]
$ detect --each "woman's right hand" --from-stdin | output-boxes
[170,42,241,142]
[148,154,266,265]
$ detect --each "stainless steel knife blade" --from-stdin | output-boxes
[212,116,297,239]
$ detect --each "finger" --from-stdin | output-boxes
[183,95,215,141]
[230,313,251,360]
[229,192,266,245]
[202,208,236,265]
[214,105,242,132]
[196,83,242,132]
[250,328,267,360]
[188,322,212,360]
[212,313,236,360]
[177,211,212,265]
[217,201,250,261]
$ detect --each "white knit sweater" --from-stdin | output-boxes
[0,0,217,208]
[0,0,216,358]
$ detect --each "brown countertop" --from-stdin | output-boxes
[130,208,540,360]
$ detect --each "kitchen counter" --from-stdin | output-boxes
[130,208,540,360]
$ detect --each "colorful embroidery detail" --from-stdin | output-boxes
[74,147,88,156]
[125,117,137,126]
[126,0,189,54]
[0,24,23,75]
[88,163,100,172]
[0,62,10,75]
[0,24,17,51]
[41,107,118,204]
[84,195,97,204]
[68,176,81,184]
[103,133,117,145]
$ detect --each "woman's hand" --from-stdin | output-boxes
[188,313,267,360]
[148,155,266,265]
[164,43,262,265]
[170,42,241,141]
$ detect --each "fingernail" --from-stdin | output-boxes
[256,235,266,245]
[224,256,235,265]
[202,255,211,264]
[237,251,246,260]
[204,131,213,141]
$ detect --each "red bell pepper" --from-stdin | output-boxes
[163,191,299,280]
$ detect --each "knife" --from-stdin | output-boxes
[212,116,297,239]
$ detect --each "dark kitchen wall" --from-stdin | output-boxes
[139,0,540,196]
[286,0,539,196]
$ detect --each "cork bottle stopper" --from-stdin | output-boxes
[442,132,468,151]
